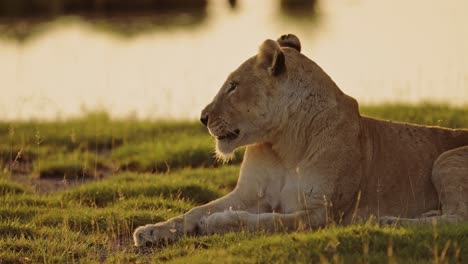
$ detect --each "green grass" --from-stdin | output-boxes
[0,112,241,179]
[0,103,467,263]
[360,103,468,128]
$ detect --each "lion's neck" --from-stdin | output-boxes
[270,106,335,168]
[269,92,361,169]
[265,57,362,168]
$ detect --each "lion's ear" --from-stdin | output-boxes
[277,34,301,52]
[257,39,285,76]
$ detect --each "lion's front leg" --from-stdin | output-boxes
[133,189,256,247]
[199,209,327,235]
[198,210,251,235]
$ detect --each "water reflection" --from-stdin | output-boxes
[280,0,319,17]
[228,0,238,10]
[0,0,467,120]
[0,11,208,43]
[276,0,321,31]
[0,0,207,17]
[0,0,320,43]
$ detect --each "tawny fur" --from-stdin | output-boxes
[133,34,468,247]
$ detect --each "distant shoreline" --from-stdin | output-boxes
[0,0,207,18]
[0,103,467,123]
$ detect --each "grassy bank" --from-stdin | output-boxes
[0,103,467,263]
[1,112,242,181]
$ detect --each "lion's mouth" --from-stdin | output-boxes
[216,129,240,141]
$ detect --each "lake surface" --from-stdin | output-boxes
[1,0,467,120]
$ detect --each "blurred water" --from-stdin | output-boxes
[0,0,467,120]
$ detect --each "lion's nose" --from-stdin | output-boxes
[200,115,209,127]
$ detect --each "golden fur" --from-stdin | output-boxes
[134,34,468,247]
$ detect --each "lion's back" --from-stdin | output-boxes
[358,117,468,217]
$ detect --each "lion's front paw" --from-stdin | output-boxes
[133,222,181,247]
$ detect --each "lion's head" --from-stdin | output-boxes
[201,34,343,159]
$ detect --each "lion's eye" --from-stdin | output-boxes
[227,82,237,94]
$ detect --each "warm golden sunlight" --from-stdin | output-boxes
[1,0,467,120]
[1,1,467,263]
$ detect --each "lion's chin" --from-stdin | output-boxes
[215,140,237,162]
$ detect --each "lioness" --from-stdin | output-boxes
[134,34,468,247]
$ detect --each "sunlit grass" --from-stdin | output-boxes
[360,103,468,128]
[0,113,238,178]
[0,103,467,262]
